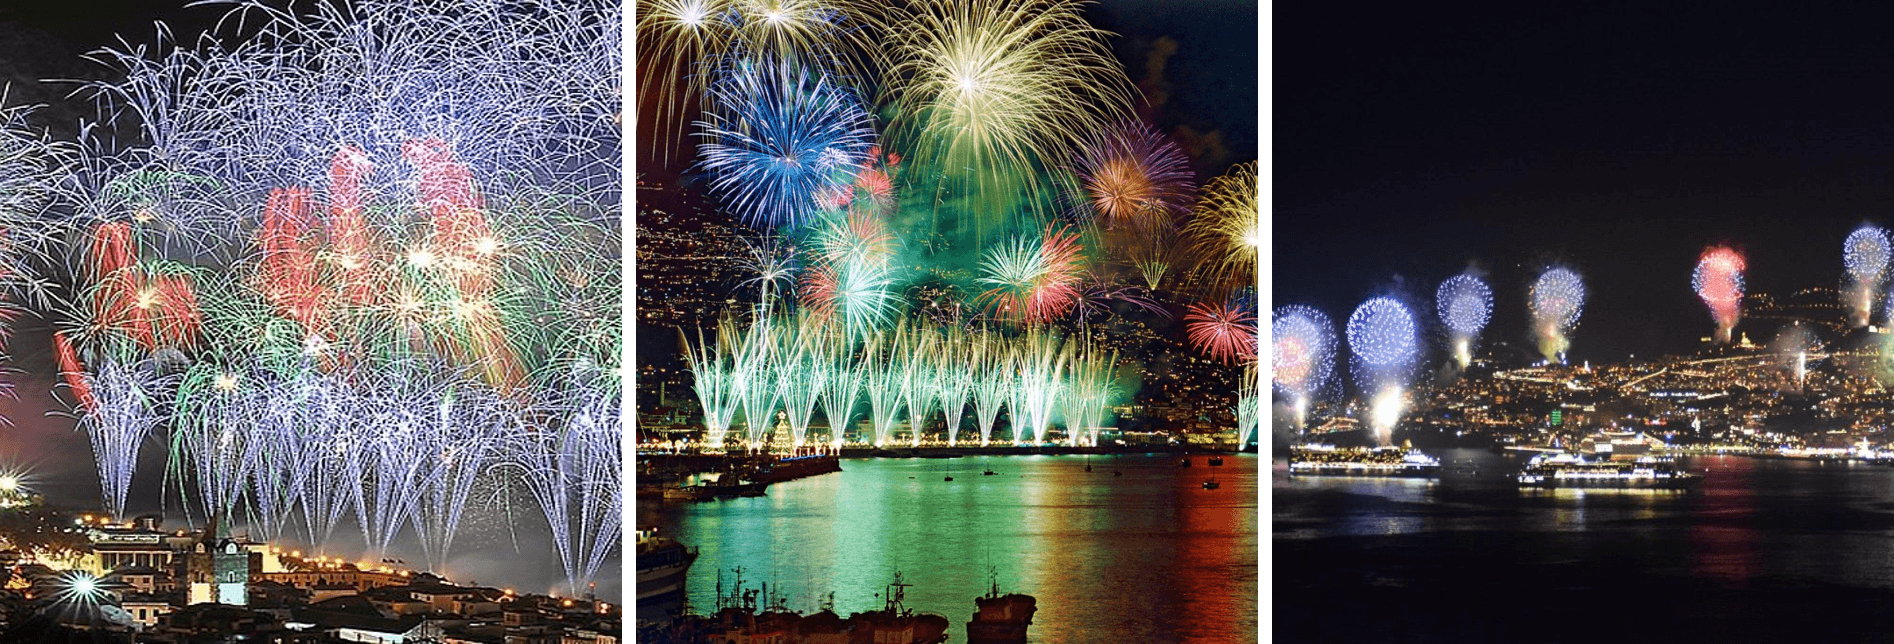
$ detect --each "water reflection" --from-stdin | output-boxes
[644,453,1258,643]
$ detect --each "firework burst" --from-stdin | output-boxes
[879,0,1132,214]
[1072,120,1195,231]
[1692,246,1746,343]
[1185,161,1259,296]
[1529,267,1586,362]
[697,57,877,228]
[1435,273,1492,368]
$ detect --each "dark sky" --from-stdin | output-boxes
[1277,2,1894,364]
[638,0,1260,180]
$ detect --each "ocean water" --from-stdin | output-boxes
[640,453,1258,643]
[1275,449,1894,643]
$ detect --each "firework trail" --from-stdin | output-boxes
[1692,246,1746,344]
[1529,267,1586,363]
[1184,293,1258,363]
[1346,297,1417,445]
[896,324,939,447]
[731,320,780,450]
[1062,342,1117,447]
[934,326,974,446]
[511,362,621,596]
[1184,161,1259,297]
[1844,226,1890,327]
[697,57,877,229]
[969,332,1012,447]
[1014,329,1069,444]
[816,328,863,447]
[1236,366,1259,449]
[1072,120,1195,232]
[1772,322,1817,390]
[1435,274,1492,369]
[65,358,175,520]
[861,331,908,448]
[878,0,1132,226]
[775,316,828,447]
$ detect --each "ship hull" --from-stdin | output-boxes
[1517,475,1701,489]
[636,560,692,603]
[1288,466,1441,478]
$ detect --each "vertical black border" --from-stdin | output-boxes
[628,0,643,640]
[1257,0,1272,640]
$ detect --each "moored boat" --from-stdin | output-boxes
[636,527,697,603]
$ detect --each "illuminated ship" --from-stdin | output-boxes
[636,527,697,603]
[1287,444,1441,477]
[1516,453,1702,489]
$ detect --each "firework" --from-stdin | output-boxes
[1529,267,1586,362]
[1346,297,1418,372]
[969,332,1012,447]
[933,327,975,446]
[975,224,1085,324]
[682,326,739,450]
[861,331,908,447]
[697,57,877,228]
[1185,295,1258,364]
[897,325,939,447]
[1272,305,1335,430]
[775,317,828,447]
[879,0,1132,217]
[1072,120,1195,231]
[816,330,863,447]
[1236,366,1259,449]
[1435,274,1492,368]
[1347,297,1416,445]
[1845,225,1890,327]
[1184,161,1260,295]
[1013,329,1069,444]
[1692,246,1746,343]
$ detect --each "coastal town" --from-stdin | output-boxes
[0,482,617,643]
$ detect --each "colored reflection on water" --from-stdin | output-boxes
[641,453,1258,643]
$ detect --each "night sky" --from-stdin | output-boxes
[637,0,1259,180]
[1277,3,1894,364]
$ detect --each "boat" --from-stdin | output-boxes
[966,576,1036,644]
[1179,457,1192,468]
[661,483,712,501]
[983,468,997,476]
[1113,470,1122,477]
[944,475,954,481]
[1287,444,1442,477]
[1208,456,1224,467]
[1517,453,1702,489]
[1202,478,1220,489]
[636,527,697,603]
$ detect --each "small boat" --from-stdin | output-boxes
[1179,458,1192,468]
[944,476,954,481]
[1208,456,1224,467]
[1112,470,1122,477]
[1202,478,1220,490]
[983,469,997,476]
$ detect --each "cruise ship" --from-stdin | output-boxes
[636,526,696,603]
[1516,452,1702,489]
[1288,444,1442,477]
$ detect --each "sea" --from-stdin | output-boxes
[1275,448,1894,643]
[639,452,1259,643]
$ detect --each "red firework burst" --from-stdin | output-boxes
[1185,299,1258,363]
